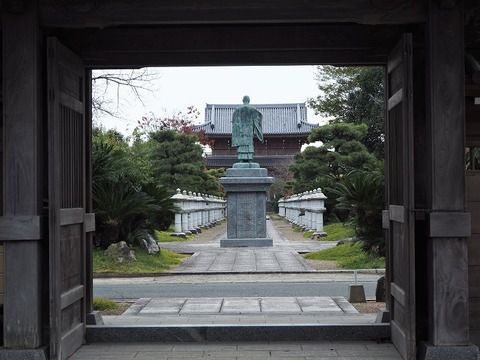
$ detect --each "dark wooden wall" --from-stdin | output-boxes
[212,137,305,156]
[0,30,3,305]
[466,91,480,345]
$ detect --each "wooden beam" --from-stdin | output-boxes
[2,0,46,348]
[55,24,399,66]
[81,49,389,68]
[429,212,471,238]
[39,0,425,28]
[426,0,469,346]
[0,216,45,240]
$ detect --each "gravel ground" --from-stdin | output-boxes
[304,259,339,270]
[189,222,227,243]
[270,217,313,242]
[352,301,386,314]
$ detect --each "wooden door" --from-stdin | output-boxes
[385,34,415,360]
[48,38,87,360]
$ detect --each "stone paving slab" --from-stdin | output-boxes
[124,296,357,316]
[172,249,315,273]
[160,220,337,274]
[180,298,223,314]
[70,341,401,359]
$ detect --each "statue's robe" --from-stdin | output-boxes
[232,106,263,161]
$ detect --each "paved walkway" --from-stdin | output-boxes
[101,296,382,326]
[70,341,402,359]
[163,220,335,273]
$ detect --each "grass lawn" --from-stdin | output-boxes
[93,297,118,311]
[321,223,355,241]
[292,221,354,241]
[93,247,186,274]
[93,297,131,315]
[155,228,194,242]
[305,242,385,269]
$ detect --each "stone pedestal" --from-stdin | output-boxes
[220,167,274,247]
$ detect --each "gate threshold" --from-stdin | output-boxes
[86,323,390,343]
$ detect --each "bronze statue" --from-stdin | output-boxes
[232,96,263,165]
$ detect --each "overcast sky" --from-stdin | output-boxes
[94,65,329,135]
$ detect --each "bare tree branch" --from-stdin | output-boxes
[92,68,160,122]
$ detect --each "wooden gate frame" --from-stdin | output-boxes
[0,1,477,359]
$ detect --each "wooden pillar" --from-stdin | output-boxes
[85,70,94,317]
[1,0,47,354]
[419,0,478,358]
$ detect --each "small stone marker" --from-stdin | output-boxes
[348,285,366,303]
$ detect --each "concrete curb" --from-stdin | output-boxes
[93,269,386,278]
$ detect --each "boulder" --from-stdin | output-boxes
[139,234,160,255]
[104,241,137,263]
[337,237,356,246]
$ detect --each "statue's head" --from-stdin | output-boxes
[242,95,250,105]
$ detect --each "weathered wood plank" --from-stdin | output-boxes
[382,210,390,229]
[0,244,4,305]
[59,208,84,226]
[48,37,87,359]
[0,216,44,240]
[391,282,407,307]
[429,212,471,238]
[39,0,426,27]
[85,70,94,316]
[79,49,389,67]
[388,89,403,111]
[426,0,470,346]
[389,205,405,223]
[85,213,95,233]
[60,323,84,360]
[391,320,408,360]
[431,237,469,345]
[386,33,416,359]
[469,265,480,299]
[2,6,45,348]
[60,285,84,310]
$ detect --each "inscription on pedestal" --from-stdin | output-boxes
[220,167,274,248]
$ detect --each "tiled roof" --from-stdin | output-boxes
[193,103,317,135]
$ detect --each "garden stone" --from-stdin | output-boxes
[140,234,160,255]
[337,237,356,245]
[104,241,137,263]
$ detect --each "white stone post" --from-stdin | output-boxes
[312,188,327,237]
[170,189,187,236]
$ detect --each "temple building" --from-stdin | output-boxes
[193,103,318,170]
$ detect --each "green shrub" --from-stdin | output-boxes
[328,169,384,255]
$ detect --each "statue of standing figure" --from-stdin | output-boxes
[232,95,264,165]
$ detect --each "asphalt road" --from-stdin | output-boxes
[94,280,377,300]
